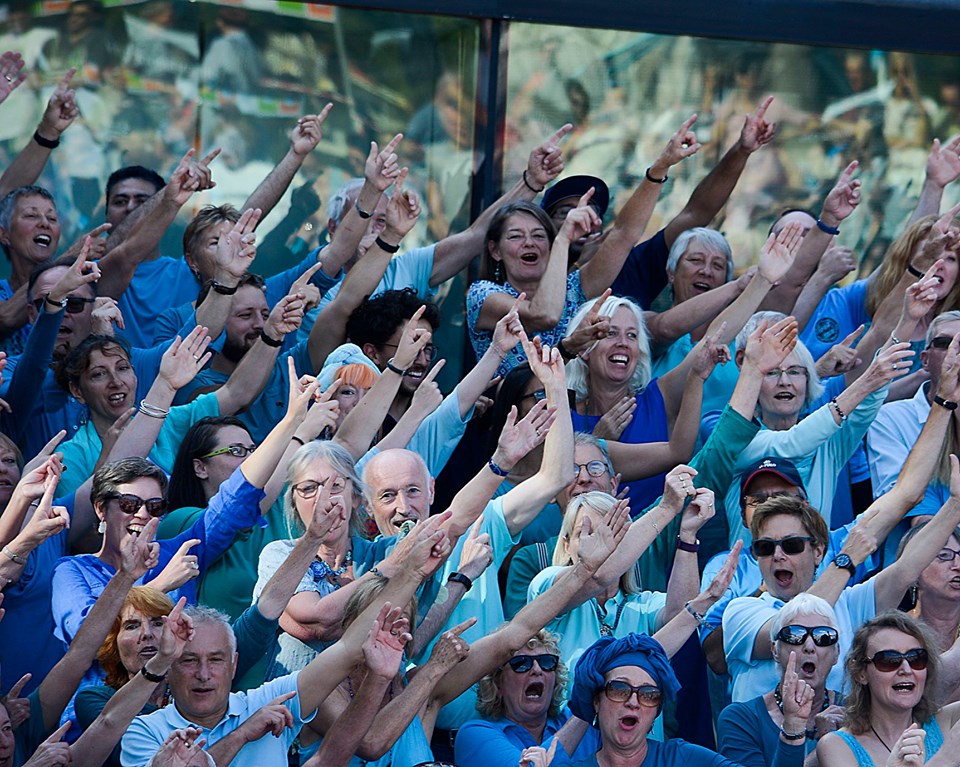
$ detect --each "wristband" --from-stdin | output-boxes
[210,280,238,296]
[676,536,700,553]
[906,263,924,279]
[375,236,400,254]
[370,566,387,579]
[684,601,708,628]
[385,358,407,376]
[556,338,576,361]
[522,169,544,193]
[447,572,474,591]
[138,402,169,419]
[780,727,806,741]
[935,394,959,411]
[259,330,283,348]
[829,397,847,423]
[487,458,510,477]
[1,546,24,565]
[291,435,306,446]
[33,130,60,149]
[816,218,840,236]
[354,199,372,219]
[44,295,66,311]
[140,664,168,683]
[645,167,668,184]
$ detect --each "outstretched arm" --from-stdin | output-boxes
[910,135,960,224]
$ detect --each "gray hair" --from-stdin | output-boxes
[91,457,168,510]
[926,310,960,347]
[769,593,839,644]
[326,178,365,226]
[285,440,364,537]
[574,432,614,476]
[184,604,237,655]
[0,186,57,259]
[666,227,734,283]
[565,295,651,401]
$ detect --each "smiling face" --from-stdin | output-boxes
[499,642,558,727]
[669,240,729,305]
[773,612,840,690]
[169,621,237,729]
[859,627,927,713]
[757,351,808,423]
[584,306,640,388]
[594,666,659,753]
[70,346,138,426]
[365,450,434,537]
[222,285,269,363]
[755,513,823,601]
[0,193,61,266]
[917,533,960,604]
[370,318,435,397]
[98,475,165,556]
[488,212,551,285]
[27,265,96,360]
[116,605,166,676]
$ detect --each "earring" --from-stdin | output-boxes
[493,262,503,283]
[98,519,106,535]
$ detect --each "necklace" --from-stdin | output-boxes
[774,684,830,739]
[310,547,353,587]
[870,723,893,753]
[593,595,627,637]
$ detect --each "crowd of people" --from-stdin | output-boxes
[1,39,960,767]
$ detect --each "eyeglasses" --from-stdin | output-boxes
[743,490,805,507]
[520,390,547,403]
[777,625,839,647]
[751,535,815,558]
[507,654,559,673]
[32,295,96,314]
[866,648,928,672]
[929,336,952,350]
[105,493,167,517]
[573,460,608,478]
[602,681,662,707]
[292,478,346,500]
[763,366,808,381]
[199,443,257,460]
[380,342,438,362]
[936,547,960,562]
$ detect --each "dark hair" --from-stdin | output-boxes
[485,363,536,455]
[105,166,165,201]
[27,255,97,302]
[481,202,556,283]
[195,271,264,306]
[346,288,440,349]
[91,457,168,510]
[167,416,251,510]
[750,494,829,550]
[55,335,132,394]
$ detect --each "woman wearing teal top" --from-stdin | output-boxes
[817,612,957,766]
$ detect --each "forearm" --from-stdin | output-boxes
[305,673,393,767]
[646,281,742,348]
[651,607,701,657]
[0,491,35,548]
[506,561,597,647]
[909,177,945,225]
[110,380,178,461]
[585,507,675,600]
[668,142,751,238]
[282,575,373,643]
[354,670,442,760]
[409,582,468,658]
[375,402,432,453]
[334,369,403,459]
[729,362,764,420]
[217,340,281,414]
[206,727,250,766]
[243,149,302,222]
[664,369,704,452]
[522,244,570,330]
[0,137,53,198]
[240,412,300,488]
[661,548,700,626]
[256,532,326,621]
[457,346,502,419]
[319,182,384,277]
[762,229,832,310]
[194,291,233,343]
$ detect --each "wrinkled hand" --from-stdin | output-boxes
[239,691,296,742]
[817,245,857,285]
[15,454,63,504]
[814,705,845,738]
[564,289,611,356]
[739,96,776,153]
[119,517,161,580]
[679,487,715,537]
[691,324,730,381]
[22,722,71,767]
[365,134,403,192]
[429,619,472,671]
[156,597,194,666]
[383,169,421,242]
[38,68,79,139]
[154,538,201,591]
[815,325,864,378]
[158,326,212,392]
[458,516,493,581]
[90,297,125,334]
[779,651,815,732]
[758,222,804,284]
[662,465,697,514]
[860,341,914,391]
[887,723,926,767]
[526,125,571,189]
[577,502,629,572]
[925,134,960,189]
[520,740,559,767]
[391,305,431,370]
[901,271,942,325]
[0,51,25,103]
[304,472,347,545]
[148,727,208,767]
[653,114,701,170]
[744,316,799,374]
[493,399,557,470]
[820,161,862,226]
[363,603,410,679]
[491,294,524,359]
[558,188,602,243]
[520,333,567,392]
[838,521,878,567]
[290,105,333,156]
[214,208,261,282]
[264,293,306,341]
[593,395,636,440]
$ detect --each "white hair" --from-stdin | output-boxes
[666,227,734,282]
[769,593,839,643]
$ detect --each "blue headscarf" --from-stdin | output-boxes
[568,633,680,721]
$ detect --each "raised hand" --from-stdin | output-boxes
[925,134,960,189]
[679,487,715,538]
[119,517,161,580]
[520,334,567,392]
[564,288,612,356]
[699,541,742,603]
[526,124,572,189]
[362,603,410,679]
[22,432,66,477]
[815,325,864,378]
[653,114,702,171]
[458,516,494,582]
[858,341,914,391]
[758,222,804,284]
[887,723,927,767]
[148,727,209,767]
[383,169,421,242]
[264,293,306,342]
[691,323,731,381]
[576,504,628,572]
[493,400,557,469]
[901,271,942,326]
[391,305,432,371]
[0,51,25,103]
[297,380,342,440]
[14,454,63,504]
[1,672,31,730]
[61,223,111,263]
[304,473,347,544]
[158,327,212,392]
[152,538,201,592]
[214,207,261,283]
[91,297,125,334]
[936,333,960,402]
[164,148,220,205]
[739,95,776,153]
[365,133,403,192]
[490,294,525,359]
[950,454,960,501]
[817,245,857,285]
[428,619,472,671]
[917,203,960,265]
[558,188,602,243]
[821,161,862,226]
[744,316,799,374]
[661,464,698,514]
[156,597,194,666]
[289,262,323,312]
[21,470,70,545]
[283,357,322,427]
[37,68,79,140]
[779,651,815,736]
[290,105,333,157]
[47,237,100,307]
[237,691,296,742]
[409,359,444,416]
[22,722,71,767]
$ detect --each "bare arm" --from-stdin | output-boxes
[909,135,960,224]
[645,278,746,349]
[792,246,857,332]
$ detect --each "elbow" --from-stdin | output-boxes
[523,308,563,333]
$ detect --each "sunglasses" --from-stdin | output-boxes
[106,493,167,517]
[573,460,608,478]
[199,443,257,460]
[929,336,953,350]
[602,681,662,707]
[520,390,547,403]
[507,654,559,673]
[866,648,928,673]
[33,295,96,314]
[777,625,839,647]
[751,535,815,558]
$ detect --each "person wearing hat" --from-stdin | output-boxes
[564,633,739,767]
[468,116,700,377]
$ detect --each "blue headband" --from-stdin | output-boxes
[568,633,680,721]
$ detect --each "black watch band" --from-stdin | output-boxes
[140,665,167,683]
[447,572,473,591]
[833,553,856,578]
[211,280,239,296]
[935,395,959,411]
[385,358,407,376]
[259,330,283,348]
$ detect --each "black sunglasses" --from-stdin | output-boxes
[33,295,96,314]
[507,654,559,673]
[751,535,815,558]
[602,680,662,707]
[929,336,953,350]
[777,625,839,647]
[866,648,928,673]
[106,493,167,518]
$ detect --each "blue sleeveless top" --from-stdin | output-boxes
[835,718,944,766]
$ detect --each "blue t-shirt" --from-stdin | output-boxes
[800,279,870,362]
[609,229,671,309]
[566,737,742,767]
[0,278,30,357]
[455,709,601,767]
[117,256,202,348]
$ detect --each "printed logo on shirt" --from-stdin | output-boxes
[815,317,840,344]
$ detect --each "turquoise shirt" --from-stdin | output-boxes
[650,335,740,416]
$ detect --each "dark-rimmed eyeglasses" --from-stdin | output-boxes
[106,493,167,517]
[602,681,662,707]
[573,460,608,478]
[751,535,815,558]
[777,625,839,647]
[507,654,559,673]
[866,648,928,672]
[292,478,347,500]
[200,444,257,460]
[520,390,547,403]
[379,342,438,362]
[32,295,96,314]
[936,547,960,563]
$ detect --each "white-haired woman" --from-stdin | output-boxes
[717,594,845,767]
[723,310,911,542]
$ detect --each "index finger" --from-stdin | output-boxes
[754,95,774,119]
[176,538,202,556]
[43,721,71,744]
[544,123,573,146]
[382,133,403,156]
[318,378,342,402]
[451,617,477,636]
[392,166,409,196]
[677,113,698,133]
[421,358,446,384]
[199,147,222,167]
[507,292,525,318]
[838,160,859,182]
[7,673,31,699]
[840,324,866,347]
[270,691,298,706]
[292,261,324,291]
[577,187,595,208]
[317,102,334,124]
[86,223,112,239]
[587,288,612,318]
[56,67,77,92]
[468,515,483,539]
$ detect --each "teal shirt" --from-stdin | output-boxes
[651,336,740,416]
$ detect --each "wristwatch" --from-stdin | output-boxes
[44,295,66,310]
[832,553,856,579]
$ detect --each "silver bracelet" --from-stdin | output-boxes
[684,601,708,628]
[138,402,169,419]
[2,546,25,565]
